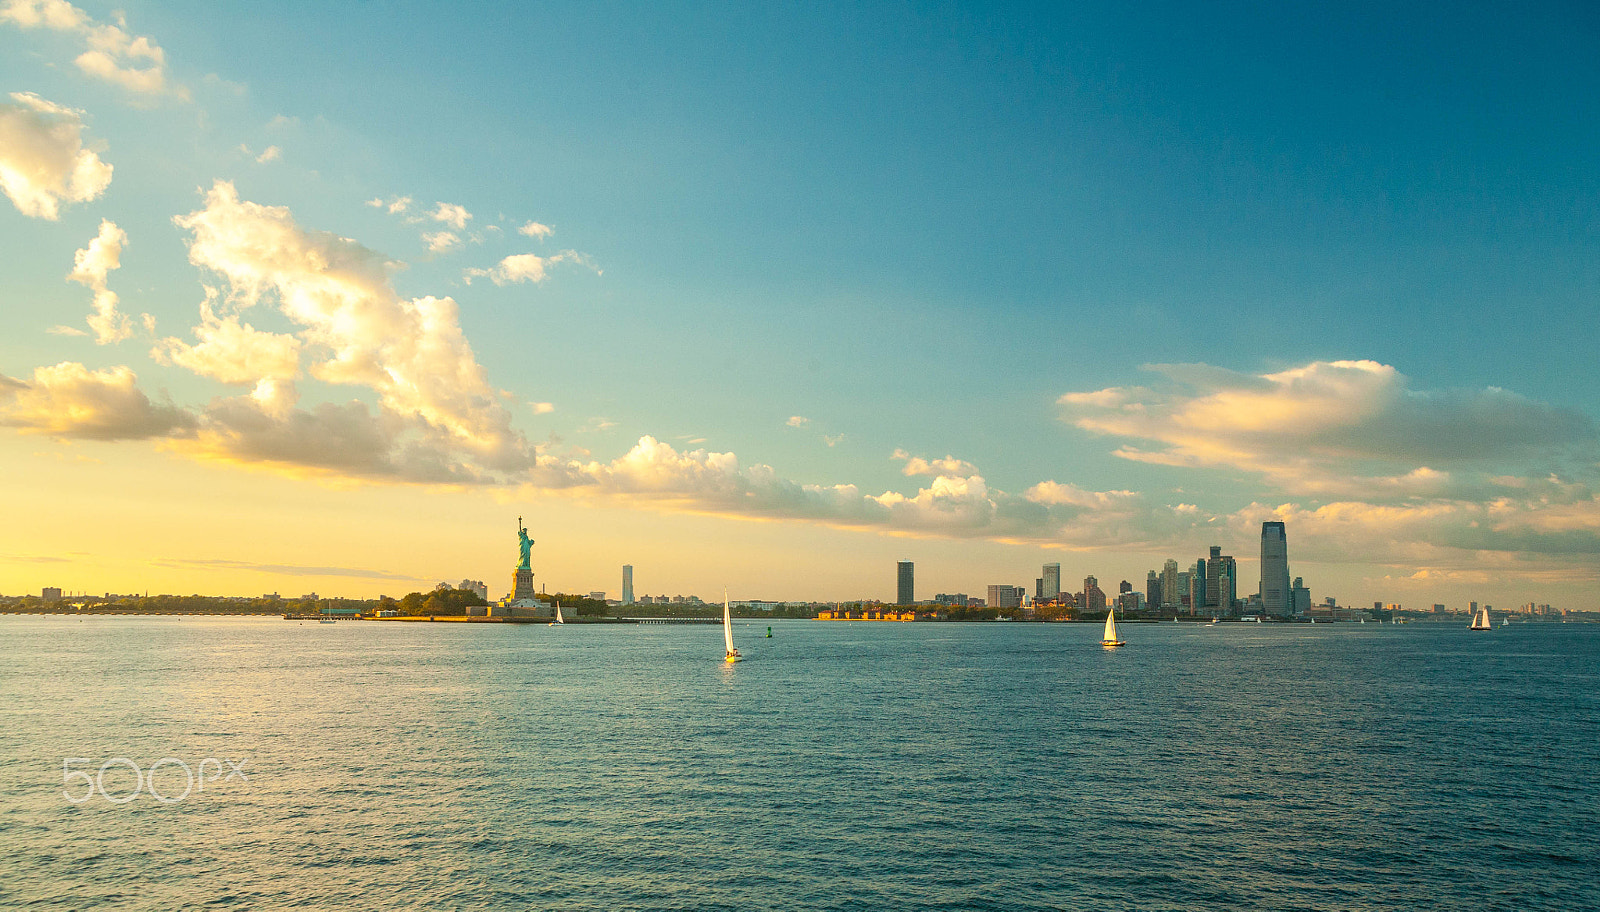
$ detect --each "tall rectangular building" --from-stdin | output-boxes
[897,560,915,606]
[1260,521,1290,615]
[1206,546,1222,610]
[1042,562,1061,601]
[622,565,634,605]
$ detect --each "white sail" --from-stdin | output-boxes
[723,593,736,655]
[1102,605,1118,643]
[555,602,565,624]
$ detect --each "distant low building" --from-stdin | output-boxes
[733,600,784,611]
[1292,578,1310,615]
[987,584,1025,610]
[42,587,61,602]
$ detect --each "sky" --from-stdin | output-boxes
[2,0,1597,609]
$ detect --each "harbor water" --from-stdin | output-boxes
[1,616,1596,910]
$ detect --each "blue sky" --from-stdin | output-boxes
[2,1,1597,607]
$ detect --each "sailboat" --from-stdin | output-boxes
[1101,604,1126,648]
[723,592,741,662]
[1469,606,1492,631]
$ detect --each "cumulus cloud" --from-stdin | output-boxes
[893,449,978,477]
[517,221,553,239]
[65,219,145,344]
[0,362,195,440]
[552,437,1204,547]
[430,202,470,230]
[1223,497,1600,571]
[0,92,112,219]
[169,181,535,480]
[422,231,460,253]
[786,415,810,428]
[1,0,185,100]
[1059,359,1597,499]
[530,401,555,415]
[462,250,595,286]
[183,385,504,484]
[464,253,548,285]
[1052,359,1600,573]
[154,294,301,384]
[365,195,412,214]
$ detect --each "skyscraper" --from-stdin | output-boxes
[1260,521,1290,615]
[897,560,915,606]
[1292,577,1310,615]
[1206,545,1222,610]
[1146,570,1161,610]
[1218,559,1236,613]
[622,565,634,605]
[1042,562,1061,601]
[1083,576,1107,611]
[1161,559,1179,608]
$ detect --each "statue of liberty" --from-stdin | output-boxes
[517,516,533,570]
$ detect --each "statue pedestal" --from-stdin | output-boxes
[511,567,536,601]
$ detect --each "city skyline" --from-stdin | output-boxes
[2,3,1598,610]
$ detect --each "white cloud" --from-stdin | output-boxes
[517,221,553,239]
[1223,497,1600,570]
[1049,358,1600,572]
[65,218,142,343]
[430,202,471,230]
[550,437,1198,547]
[530,402,555,415]
[171,181,535,476]
[892,449,978,477]
[153,294,301,384]
[1059,359,1597,500]
[255,145,281,164]
[0,92,112,219]
[373,195,411,214]
[463,250,595,286]
[0,362,195,440]
[1,0,185,100]
[786,415,810,427]
[422,231,460,253]
[823,434,844,447]
[184,386,504,484]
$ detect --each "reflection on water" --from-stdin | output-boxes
[1,616,1597,910]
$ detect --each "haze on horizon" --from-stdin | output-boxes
[2,1,1597,610]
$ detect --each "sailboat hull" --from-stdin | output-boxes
[1101,640,1125,647]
